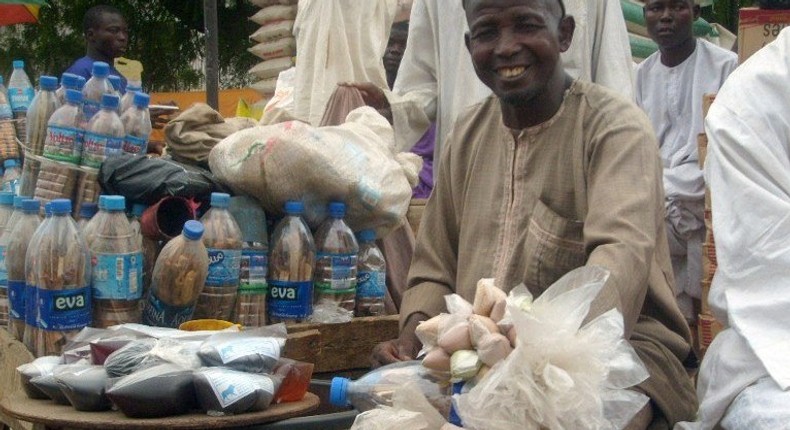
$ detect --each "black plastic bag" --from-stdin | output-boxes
[107,363,198,418]
[55,365,112,411]
[99,154,230,205]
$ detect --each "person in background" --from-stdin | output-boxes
[344,0,634,170]
[384,20,435,199]
[65,4,129,93]
[373,0,697,427]
[635,0,737,326]
[675,29,790,430]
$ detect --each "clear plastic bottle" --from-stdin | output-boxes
[0,192,13,329]
[313,202,358,315]
[76,202,98,234]
[75,76,87,92]
[267,200,316,324]
[80,94,124,169]
[329,361,451,414]
[129,203,157,300]
[31,199,91,356]
[229,196,268,327]
[81,61,113,121]
[43,89,86,165]
[3,199,40,345]
[0,76,18,162]
[128,203,146,248]
[7,60,35,145]
[55,73,80,106]
[2,159,22,194]
[25,75,60,156]
[143,220,209,328]
[89,195,143,328]
[0,195,29,316]
[0,192,14,233]
[355,229,387,317]
[18,201,46,348]
[120,92,151,156]
[0,75,7,98]
[108,75,122,98]
[119,83,141,114]
[193,192,243,321]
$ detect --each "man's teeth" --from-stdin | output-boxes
[499,67,525,78]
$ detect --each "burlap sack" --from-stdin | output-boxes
[164,103,257,168]
[209,106,419,235]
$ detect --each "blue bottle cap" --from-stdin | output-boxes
[101,195,126,211]
[21,199,40,213]
[284,200,304,215]
[108,75,121,91]
[357,229,376,243]
[44,202,53,217]
[210,192,230,208]
[3,159,18,169]
[183,220,205,240]
[79,202,98,219]
[133,92,150,108]
[40,76,58,91]
[101,94,120,110]
[61,73,79,89]
[12,60,24,69]
[76,76,87,90]
[92,61,110,78]
[51,199,72,214]
[13,195,29,209]
[329,377,350,407]
[131,203,147,218]
[328,201,346,218]
[0,192,14,206]
[65,89,83,104]
[126,84,141,93]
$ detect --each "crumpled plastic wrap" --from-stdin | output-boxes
[350,383,448,430]
[208,107,421,235]
[454,266,650,430]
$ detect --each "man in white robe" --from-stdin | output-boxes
[635,0,737,322]
[675,28,790,429]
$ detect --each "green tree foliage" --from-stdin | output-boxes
[0,0,258,92]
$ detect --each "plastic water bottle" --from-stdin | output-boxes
[77,202,98,234]
[128,203,146,248]
[19,202,52,346]
[119,83,141,114]
[0,192,14,233]
[120,92,151,156]
[229,196,268,327]
[193,192,243,321]
[0,77,19,164]
[329,361,451,414]
[2,159,21,194]
[355,229,386,317]
[88,195,143,328]
[31,199,91,356]
[267,200,316,324]
[0,192,13,329]
[7,60,35,144]
[313,202,358,316]
[81,94,124,168]
[82,61,113,121]
[3,199,40,345]
[25,75,60,156]
[75,76,87,92]
[0,76,7,98]
[108,75,122,98]
[43,89,86,165]
[143,220,209,328]
[55,73,80,106]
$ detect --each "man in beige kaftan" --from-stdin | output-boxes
[372,0,697,427]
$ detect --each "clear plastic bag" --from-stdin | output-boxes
[193,367,282,416]
[106,363,198,418]
[54,365,111,411]
[197,324,286,373]
[349,383,449,430]
[17,355,62,399]
[454,266,650,430]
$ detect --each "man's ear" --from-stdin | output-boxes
[558,16,575,53]
[85,28,95,43]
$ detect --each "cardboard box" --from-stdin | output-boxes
[738,8,790,63]
[698,133,708,169]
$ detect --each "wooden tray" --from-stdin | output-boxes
[0,392,319,430]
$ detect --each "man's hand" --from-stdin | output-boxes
[370,312,427,368]
[339,82,390,110]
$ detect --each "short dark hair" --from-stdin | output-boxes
[462,0,566,18]
[83,4,123,35]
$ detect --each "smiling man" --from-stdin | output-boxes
[635,0,737,327]
[372,0,697,427]
[65,4,129,92]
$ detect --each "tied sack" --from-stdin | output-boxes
[209,106,419,234]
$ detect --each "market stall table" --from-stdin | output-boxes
[0,392,319,430]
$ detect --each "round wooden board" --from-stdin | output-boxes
[0,392,319,429]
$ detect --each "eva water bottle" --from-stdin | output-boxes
[355,229,387,317]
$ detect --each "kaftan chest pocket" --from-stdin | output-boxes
[524,200,587,290]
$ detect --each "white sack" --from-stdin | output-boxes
[250,20,295,43]
[248,57,295,80]
[248,37,297,60]
[249,5,297,26]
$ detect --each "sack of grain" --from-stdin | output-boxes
[248,37,297,60]
[249,57,295,80]
[251,78,278,96]
[250,20,295,43]
[250,0,297,6]
[209,107,418,234]
[250,5,297,26]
